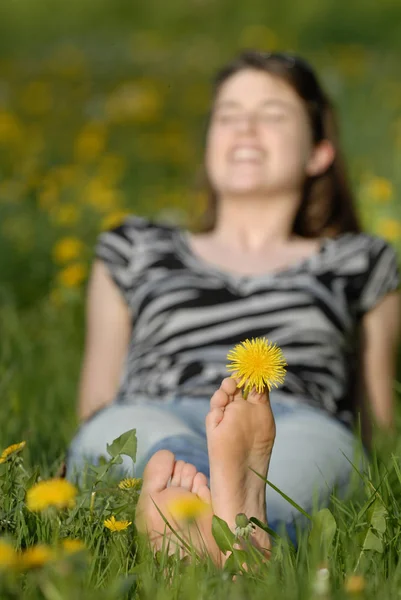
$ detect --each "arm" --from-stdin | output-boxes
[361,290,401,432]
[77,260,131,421]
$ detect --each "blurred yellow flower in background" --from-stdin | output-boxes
[0,441,26,464]
[100,210,130,231]
[0,539,17,569]
[26,478,78,511]
[98,153,126,186]
[51,203,80,226]
[57,263,87,288]
[74,123,107,163]
[375,218,401,242]
[105,79,163,124]
[52,237,85,264]
[0,111,24,146]
[61,539,86,554]
[19,81,53,116]
[104,515,132,532]
[364,176,393,202]
[19,544,55,569]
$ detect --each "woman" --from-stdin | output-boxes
[67,51,400,557]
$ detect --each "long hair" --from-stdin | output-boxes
[197,50,361,237]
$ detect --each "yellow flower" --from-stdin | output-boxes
[0,539,17,569]
[74,123,107,163]
[19,544,55,569]
[0,441,26,464]
[118,477,142,491]
[226,338,287,394]
[100,210,130,231]
[61,539,86,554]
[344,574,366,595]
[57,263,87,288]
[51,203,80,226]
[104,515,132,532]
[375,218,401,242]
[52,237,85,265]
[168,495,210,522]
[26,478,77,512]
[365,176,393,202]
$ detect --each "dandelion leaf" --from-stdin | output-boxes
[211,515,236,553]
[107,429,137,463]
[369,498,387,535]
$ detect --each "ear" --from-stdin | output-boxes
[306,140,335,177]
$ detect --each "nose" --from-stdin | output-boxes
[234,113,258,134]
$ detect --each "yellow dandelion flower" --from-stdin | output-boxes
[57,263,87,288]
[51,203,80,227]
[344,574,366,594]
[104,515,132,532]
[19,544,55,569]
[26,478,77,512]
[0,441,26,464]
[100,210,131,231]
[226,337,287,394]
[168,495,210,522]
[52,237,85,265]
[365,176,393,202]
[61,539,86,554]
[118,477,142,491]
[0,539,17,569]
[375,218,401,242]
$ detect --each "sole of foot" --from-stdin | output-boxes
[206,377,276,555]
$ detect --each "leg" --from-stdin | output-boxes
[266,403,365,542]
[66,402,208,483]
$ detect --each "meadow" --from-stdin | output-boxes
[0,0,401,597]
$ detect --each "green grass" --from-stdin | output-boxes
[1,0,401,596]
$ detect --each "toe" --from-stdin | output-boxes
[180,463,197,490]
[210,388,230,410]
[197,484,212,506]
[247,387,270,405]
[142,450,175,494]
[220,377,239,396]
[170,460,185,487]
[192,471,208,495]
[205,407,224,432]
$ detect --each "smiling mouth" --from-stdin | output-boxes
[229,147,265,163]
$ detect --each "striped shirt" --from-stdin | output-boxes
[96,216,400,424]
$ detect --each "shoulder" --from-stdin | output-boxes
[323,232,399,276]
[98,215,178,251]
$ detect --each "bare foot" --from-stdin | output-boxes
[206,377,275,555]
[135,450,220,561]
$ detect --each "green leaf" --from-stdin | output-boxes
[223,549,249,574]
[89,463,111,479]
[106,429,137,463]
[369,499,387,535]
[362,529,383,553]
[250,517,279,540]
[211,515,236,554]
[309,508,337,558]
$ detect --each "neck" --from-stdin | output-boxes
[212,192,301,251]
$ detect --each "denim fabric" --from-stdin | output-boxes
[67,394,364,544]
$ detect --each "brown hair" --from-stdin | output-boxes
[197,50,361,237]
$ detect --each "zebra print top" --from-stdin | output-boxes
[96,216,400,424]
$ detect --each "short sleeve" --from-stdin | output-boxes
[357,236,400,316]
[95,216,145,306]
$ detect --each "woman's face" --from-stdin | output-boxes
[205,68,317,198]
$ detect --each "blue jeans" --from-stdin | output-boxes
[67,394,364,544]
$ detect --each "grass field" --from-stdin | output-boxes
[1,0,401,597]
